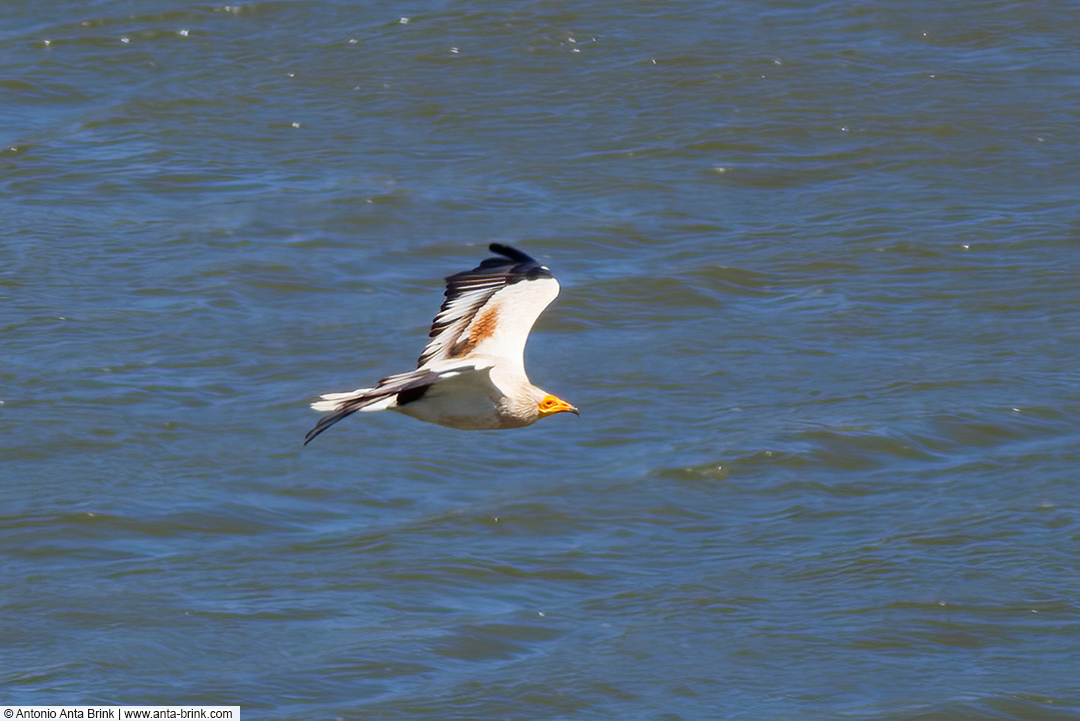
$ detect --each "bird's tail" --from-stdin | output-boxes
[310,388,396,412]
[304,388,397,445]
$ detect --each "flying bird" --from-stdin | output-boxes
[304,243,578,445]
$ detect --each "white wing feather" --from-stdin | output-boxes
[454,277,559,375]
[417,245,559,375]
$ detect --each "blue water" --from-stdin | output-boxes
[3,1,1080,719]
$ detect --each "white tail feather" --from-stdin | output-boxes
[357,396,397,412]
[317,388,374,402]
[311,389,396,413]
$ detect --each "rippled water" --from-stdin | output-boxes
[4,1,1080,719]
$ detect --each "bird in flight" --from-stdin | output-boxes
[304,243,578,445]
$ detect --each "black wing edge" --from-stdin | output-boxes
[488,243,537,265]
[303,406,359,446]
[472,243,553,279]
[303,371,440,446]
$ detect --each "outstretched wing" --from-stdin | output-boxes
[304,358,493,445]
[417,243,560,375]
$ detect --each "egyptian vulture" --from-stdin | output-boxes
[305,244,577,444]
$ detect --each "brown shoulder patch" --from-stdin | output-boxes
[471,305,500,342]
[449,305,499,357]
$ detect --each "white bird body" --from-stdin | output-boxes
[305,244,577,444]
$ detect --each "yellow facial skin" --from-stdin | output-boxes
[538,394,580,418]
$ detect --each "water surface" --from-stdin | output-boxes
[3,1,1080,719]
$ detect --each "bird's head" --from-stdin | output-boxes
[537,393,579,419]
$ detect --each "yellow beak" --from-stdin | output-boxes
[540,395,580,417]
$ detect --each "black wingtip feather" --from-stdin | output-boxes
[489,243,537,264]
[303,408,355,446]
